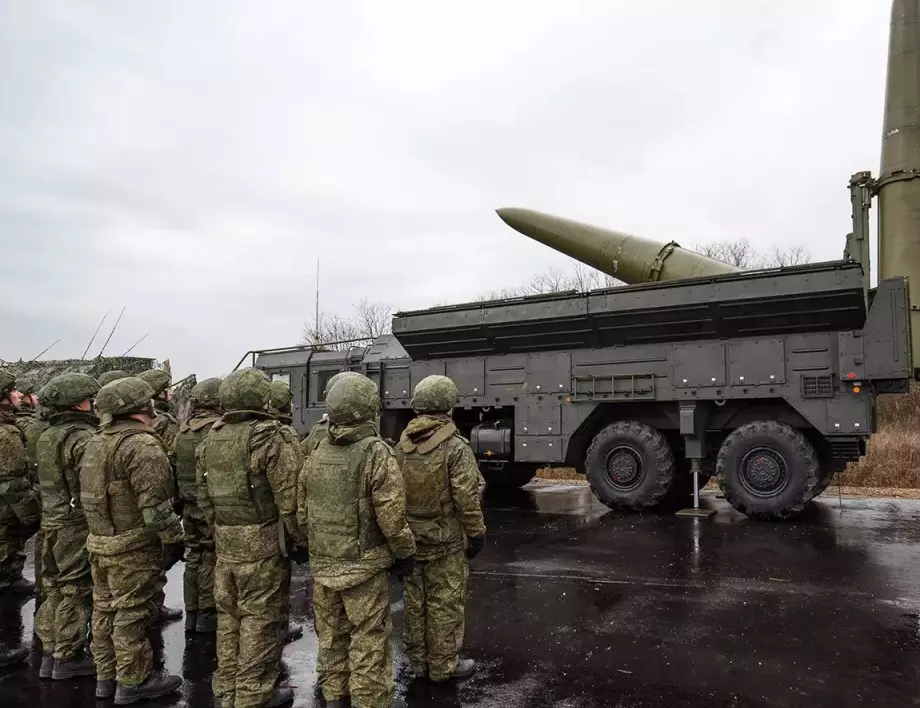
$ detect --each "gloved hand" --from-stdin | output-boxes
[466,535,485,560]
[390,555,416,580]
[163,543,185,571]
[287,545,310,564]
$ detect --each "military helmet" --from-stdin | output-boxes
[137,369,171,395]
[324,370,363,398]
[40,373,100,411]
[0,371,16,398]
[189,377,223,410]
[95,377,155,417]
[270,380,293,412]
[16,376,37,396]
[411,375,459,413]
[97,370,130,387]
[325,375,379,425]
[219,368,272,412]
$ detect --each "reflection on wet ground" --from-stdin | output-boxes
[1,486,919,707]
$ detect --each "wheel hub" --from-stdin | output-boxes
[740,448,789,497]
[604,446,643,490]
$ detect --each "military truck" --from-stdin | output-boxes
[247,0,919,520]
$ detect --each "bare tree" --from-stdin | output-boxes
[303,298,393,351]
[694,238,811,270]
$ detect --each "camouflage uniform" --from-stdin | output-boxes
[170,377,222,634]
[0,372,41,593]
[80,377,184,703]
[34,373,99,679]
[297,375,416,708]
[197,369,306,708]
[14,376,48,600]
[137,369,181,624]
[396,376,486,682]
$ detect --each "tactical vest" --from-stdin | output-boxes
[174,416,219,503]
[80,427,148,536]
[36,415,96,527]
[397,423,462,548]
[304,433,386,560]
[202,421,279,527]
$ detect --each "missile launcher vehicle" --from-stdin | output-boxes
[249,0,918,519]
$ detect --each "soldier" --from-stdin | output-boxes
[136,368,183,625]
[267,379,306,644]
[297,374,417,708]
[14,375,48,606]
[34,373,100,681]
[395,375,486,682]
[170,377,222,635]
[196,368,307,708]
[300,371,363,459]
[80,376,185,704]
[97,370,130,388]
[0,371,41,596]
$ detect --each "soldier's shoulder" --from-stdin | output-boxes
[368,436,397,459]
[121,429,167,454]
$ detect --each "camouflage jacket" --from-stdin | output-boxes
[0,404,39,524]
[15,406,47,485]
[300,418,328,459]
[297,422,416,591]
[152,400,179,454]
[396,414,486,560]
[81,418,184,556]
[37,410,98,528]
[196,411,305,562]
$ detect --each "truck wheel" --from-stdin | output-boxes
[811,465,836,499]
[585,421,675,510]
[482,463,537,490]
[717,421,819,520]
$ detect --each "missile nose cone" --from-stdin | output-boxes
[495,207,566,240]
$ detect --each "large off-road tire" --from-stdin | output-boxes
[482,463,537,490]
[811,464,836,499]
[585,421,675,511]
[717,421,819,520]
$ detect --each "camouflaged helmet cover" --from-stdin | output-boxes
[324,370,363,397]
[95,376,155,417]
[411,375,459,413]
[190,377,223,410]
[97,370,130,387]
[219,368,272,412]
[325,375,379,425]
[15,376,37,396]
[40,373,100,411]
[137,369,171,395]
[270,380,293,411]
[0,371,16,398]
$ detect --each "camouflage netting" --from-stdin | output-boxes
[0,356,198,422]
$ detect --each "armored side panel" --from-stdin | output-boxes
[496,207,740,283]
[878,0,920,376]
[392,261,867,360]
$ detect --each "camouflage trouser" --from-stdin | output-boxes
[183,503,215,612]
[213,554,290,708]
[404,552,469,681]
[34,527,44,599]
[313,571,393,708]
[0,519,28,589]
[34,526,92,660]
[89,545,161,685]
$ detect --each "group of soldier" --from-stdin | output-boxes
[0,363,486,708]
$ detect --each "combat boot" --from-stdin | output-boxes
[52,651,96,680]
[153,605,183,626]
[409,662,427,679]
[38,653,54,678]
[448,659,476,681]
[114,674,183,705]
[96,679,117,699]
[195,609,217,633]
[263,686,294,707]
[184,610,198,634]
[285,622,303,644]
[0,646,28,669]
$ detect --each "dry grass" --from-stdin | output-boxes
[535,386,920,489]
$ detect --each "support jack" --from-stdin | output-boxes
[676,459,715,518]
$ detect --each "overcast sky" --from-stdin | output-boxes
[0,1,893,379]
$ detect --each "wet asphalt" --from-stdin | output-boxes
[0,485,919,708]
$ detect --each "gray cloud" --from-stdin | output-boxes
[0,0,893,378]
